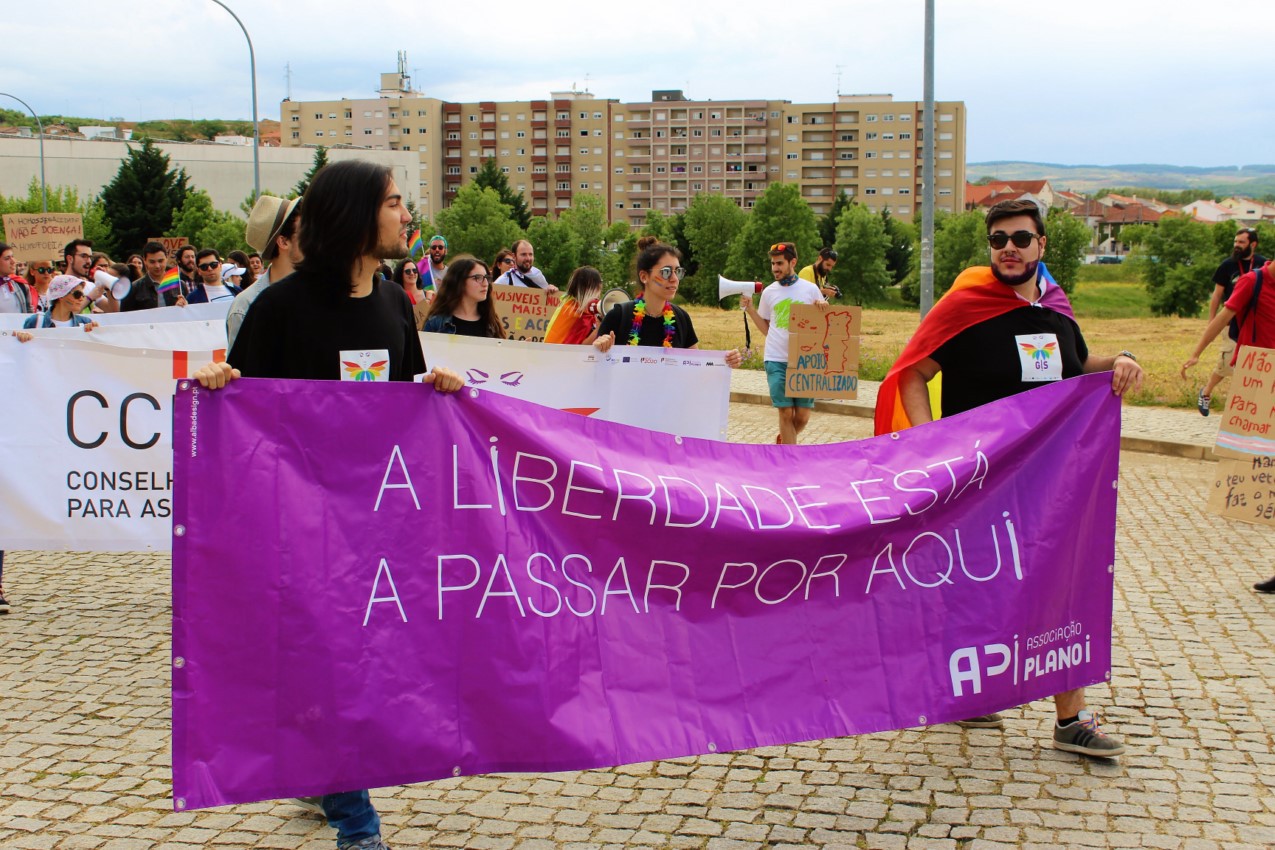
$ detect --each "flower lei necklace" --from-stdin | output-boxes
[629,297,675,347]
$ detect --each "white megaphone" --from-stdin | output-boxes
[87,269,132,302]
[718,275,764,300]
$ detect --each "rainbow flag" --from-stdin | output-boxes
[407,230,424,258]
[158,268,181,294]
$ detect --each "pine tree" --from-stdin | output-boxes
[818,189,852,249]
[473,159,531,230]
[98,138,189,257]
[293,146,328,197]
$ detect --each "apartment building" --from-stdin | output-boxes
[281,63,965,226]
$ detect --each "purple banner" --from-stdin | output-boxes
[172,373,1121,810]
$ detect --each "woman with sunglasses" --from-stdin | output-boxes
[17,275,100,334]
[421,256,506,339]
[25,259,58,311]
[593,237,743,366]
[490,249,515,281]
[393,259,426,305]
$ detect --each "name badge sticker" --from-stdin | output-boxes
[1016,333,1062,382]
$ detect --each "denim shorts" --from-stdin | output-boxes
[764,361,814,409]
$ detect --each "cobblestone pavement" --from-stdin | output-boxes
[2,404,1273,850]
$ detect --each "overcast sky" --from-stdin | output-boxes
[7,0,1271,167]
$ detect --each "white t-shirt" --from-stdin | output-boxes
[495,267,550,288]
[202,284,235,302]
[0,280,25,314]
[758,277,824,363]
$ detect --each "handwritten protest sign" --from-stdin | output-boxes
[490,283,560,342]
[785,303,861,399]
[1209,345,1275,526]
[2,213,83,261]
[149,236,190,262]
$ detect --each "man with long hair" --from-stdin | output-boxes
[195,160,463,850]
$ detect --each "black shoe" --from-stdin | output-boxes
[1255,576,1275,594]
[0,585,9,615]
[1197,388,1211,417]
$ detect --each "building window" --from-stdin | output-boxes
[899,132,912,140]
[593,111,603,119]
[470,166,478,173]
[865,115,877,122]
[557,181,570,190]
[692,165,703,173]
[446,166,460,175]
[516,130,526,138]
[314,113,322,119]
[882,133,894,140]
[865,151,877,159]
[883,114,894,122]
[468,115,477,122]
[361,129,371,135]
[866,132,878,140]
[865,188,877,195]
[939,113,954,122]
[469,132,478,140]
[579,148,589,155]
[785,153,798,160]
[580,130,589,137]
[291,115,299,123]
[900,114,912,121]
[579,182,589,189]
[557,129,570,138]
[898,188,911,195]
[291,131,299,139]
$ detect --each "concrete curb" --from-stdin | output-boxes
[729,391,1218,461]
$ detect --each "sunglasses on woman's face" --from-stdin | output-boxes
[404,268,419,275]
[34,266,55,274]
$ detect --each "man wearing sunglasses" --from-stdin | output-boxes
[422,234,449,290]
[742,241,827,445]
[874,198,1142,759]
[186,248,242,304]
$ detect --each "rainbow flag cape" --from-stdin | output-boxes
[407,230,424,258]
[158,268,182,294]
[872,263,1074,436]
[544,296,599,345]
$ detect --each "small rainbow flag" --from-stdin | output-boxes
[407,230,424,258]
[158,268,181,294]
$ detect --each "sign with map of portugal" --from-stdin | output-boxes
[1209,345,1275,526]
[785,303,862,399]
[2,213,83,262]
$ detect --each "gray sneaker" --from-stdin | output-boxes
[1053,709,1125,758]
[956,713,1004,729]
[291,796,324,816]
[337,836,391,850]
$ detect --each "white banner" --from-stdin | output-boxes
[419,334,732,440]
[0,337,218,551]
[0,300,231,331]
[1,330,733,551]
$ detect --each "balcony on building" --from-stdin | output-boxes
[555,154,572,164]
[554,118,572,130]
[444,155,462,167]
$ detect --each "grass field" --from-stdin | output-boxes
[687,275,1227,410]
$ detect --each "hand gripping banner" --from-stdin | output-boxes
[172,373,1122,810]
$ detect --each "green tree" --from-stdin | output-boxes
[293,146,328,197]
[724,183,819,282]
[880,208,915,284]
[99,138,189,258]
[1122,216,1216,316]
[435,184,524,270]
[1041,207,1091,294]
[473,159,531,230]
[559,194,611,270]
[818,189,852,249]
[525,215,582,286]
[683,193,746,304]
[1210,219,1238,258]
[167,189,247,256]
[830,203,892,305]
[900,210,989,305]
[639,209,676,244]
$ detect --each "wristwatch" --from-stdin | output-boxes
[1117,350,1136,361]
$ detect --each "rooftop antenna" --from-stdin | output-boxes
[584,72,592,93]
[285,62,292,100]
[835,64,844,97]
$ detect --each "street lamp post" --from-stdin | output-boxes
[208,0,260,200]
[919,0,935,317]
[1,93,47,212]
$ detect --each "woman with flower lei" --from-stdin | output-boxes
[594,236,743,367]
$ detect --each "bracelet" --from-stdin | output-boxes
[1117,350,1137,362]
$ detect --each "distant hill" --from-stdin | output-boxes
[967,161,1275,196]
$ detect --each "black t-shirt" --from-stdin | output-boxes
[121,276,182,312]
[931,305,1088,417]
[450,315,491,337]
[228,271,426,381]
[1213,254,1267,340]
[597,300,699,348]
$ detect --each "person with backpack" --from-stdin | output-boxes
[1181,256,1275,595]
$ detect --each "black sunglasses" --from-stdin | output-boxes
[34,266,56,274]
[197,261,221,270]
[988,231,1039,250]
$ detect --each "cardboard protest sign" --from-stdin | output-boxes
[785,303,861,399]
[490,283,560,342]
[1214,345,1275,461]
[1210,345,1275,526]
[2,213,83,261]
[149,237,191,263]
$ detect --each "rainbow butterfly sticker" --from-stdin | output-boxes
[343,359,388,382]
[1019,341,1057,362]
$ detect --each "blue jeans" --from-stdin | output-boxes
[323,790,380,846]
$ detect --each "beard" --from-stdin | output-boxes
[991,258,1039,287]
[379,241,409,261]
[1233,245,1252,261]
